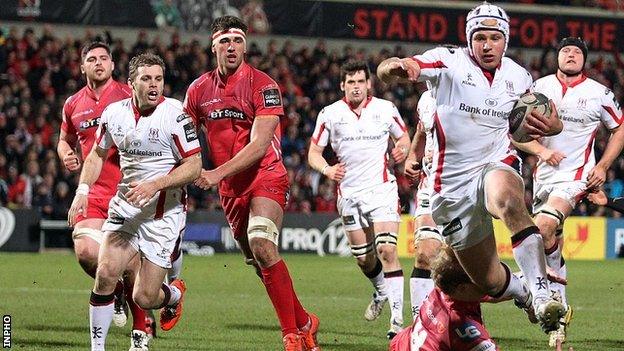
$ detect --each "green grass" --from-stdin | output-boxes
[0,253,623,350]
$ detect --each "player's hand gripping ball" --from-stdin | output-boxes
[509,91,551,142]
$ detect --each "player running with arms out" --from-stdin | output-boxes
[68,53,201,351]
[183,16,320,351]
[515,36,624,347]
[403,88,444,321]
[57,41,152,348]
[377,1,566,334]
[308,60,410,339]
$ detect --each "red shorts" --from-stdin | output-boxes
[220,177,289,240]
[75,196,111,223]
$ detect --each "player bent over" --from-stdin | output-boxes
[68,53,201,351]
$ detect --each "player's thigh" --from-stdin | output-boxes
[454,234,502,289]
[135,257,168,299]
[484,168,533,232]
[73,218,106,260]
[249,196,284,229]
[345,228,370,246]
[96,231,138,287]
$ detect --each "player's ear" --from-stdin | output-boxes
[367,79,372,90]
[80,63,85,75]
[340,81,345,92]
[211,44,216,54]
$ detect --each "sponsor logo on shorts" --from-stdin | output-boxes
[342,215,356,225]
[455,322,481,341]
[442,217,462,236]
[262,88,282,108]
[108,216,124,225]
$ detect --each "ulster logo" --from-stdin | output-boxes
[148,128,159,143]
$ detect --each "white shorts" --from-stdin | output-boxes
[431,162,523,250]
[102,196,186,269]
[338,181,400,231]
[414,174,432,217]
[533,180,587,213]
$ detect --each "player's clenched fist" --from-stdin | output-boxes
[404,158,422,183]
[194,169,223,190]
[391,145,408,163]
[62,150,81,171]
[324,163,346,182]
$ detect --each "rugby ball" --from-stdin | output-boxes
[508,92,551,143]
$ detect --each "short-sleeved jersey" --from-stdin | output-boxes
[412,47,532,197]
[532,74,623,184]
[311,96,407,197]
[96,97,200,218]
[61,80,131,199]
[417,90,436,177]
[183,62,287,197]
[389,287,497,351]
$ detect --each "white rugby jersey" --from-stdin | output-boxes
[412,47,532,197]
[532,75,622,184]
[417,90,436,177]
[311,96,407,197]
[96,97,201,218]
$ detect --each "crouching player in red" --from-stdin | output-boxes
[183,15,320,351]
[390,246,498,351]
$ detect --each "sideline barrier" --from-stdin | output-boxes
[4,209,621,259]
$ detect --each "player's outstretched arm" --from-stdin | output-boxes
[126,153,201,207]
[377,57,420,84]
[67,145,108,226]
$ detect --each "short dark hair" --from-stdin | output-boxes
[211,16,247,35]
[431,246,472,295]
[81,41,112,62]
[340,60,370,82]
[128,53,165,81]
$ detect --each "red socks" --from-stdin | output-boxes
[261,259,308,335]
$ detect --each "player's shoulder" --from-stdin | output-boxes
[581,76,608,91]
[163,97,184,110]
[104,98,131,115]
[64,86,88,109]
[502,57,531,77]
[248,64,279,87]
[370,96,397,111]
[110,80,132,98]
[187,71,214,92]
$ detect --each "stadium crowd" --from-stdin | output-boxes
[0,25,623,219]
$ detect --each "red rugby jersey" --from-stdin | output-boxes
[183,62,287,197]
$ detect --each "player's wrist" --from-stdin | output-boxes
[321,164,329,176]
[76,183,89,196]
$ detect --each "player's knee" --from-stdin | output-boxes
[133,288,158,310]
[414,251,433,270]
[248,216,281,266]
[94,265,119,291]
[375,232,398,260]
[492,195,525,220]
[350,242,374,267]
[535,205,563,240]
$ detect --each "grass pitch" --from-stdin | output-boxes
[0,252,622,350]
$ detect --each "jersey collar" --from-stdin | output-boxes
[342,95,372,118]
[469,54,501,86]
[556,73,587,96]
[85,78,115,101]
[216,61,249,88]
[132,96,165,122]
